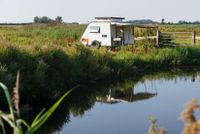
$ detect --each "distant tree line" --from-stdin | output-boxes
[128,18,200,25]
[127,19,159,24]
[34,16,63,23]
[32,16,200,25]
[161,18,200,25]
[177,20,200,24]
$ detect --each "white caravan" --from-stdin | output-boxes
[80,17,134,47]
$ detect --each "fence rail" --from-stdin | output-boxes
[135,36,157,41]
[135,31,200,46]
[196,36,200,40]
[162,32,193,34]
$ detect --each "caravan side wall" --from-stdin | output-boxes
[80,22,111,46]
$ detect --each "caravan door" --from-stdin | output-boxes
[111,25,124,46]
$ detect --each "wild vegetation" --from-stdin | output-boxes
[159,24,200,34]
[0,24,200,133]
[0,24,200,101]
[0,43,200,103]
[0,72,75,134]
[0,24,85,46]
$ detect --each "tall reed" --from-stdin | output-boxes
[0,72,75,134]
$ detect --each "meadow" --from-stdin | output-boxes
[159,24,200,34]
[1,23,200,134]
[0,23,85,46]
[0,23,200,103]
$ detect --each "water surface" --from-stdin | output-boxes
[34,69,200,134]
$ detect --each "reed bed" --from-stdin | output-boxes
[1,24,200,102]
[0,43,200,102]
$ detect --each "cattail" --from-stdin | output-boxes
[148,116,166,134]
[181,99,200,134]
[159,128,166,134]
[12,70,20,117]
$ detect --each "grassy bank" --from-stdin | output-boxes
[0,44,200,103]
[1,24,200,103]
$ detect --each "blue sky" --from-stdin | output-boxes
[0,0,199,23]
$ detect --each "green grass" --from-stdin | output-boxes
[159,24,200,34]
[1,24,200,134]
[0,24,200,103]
[1,44,200,102]
[0,24,86,46]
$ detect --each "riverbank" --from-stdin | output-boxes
[0,44,200,103]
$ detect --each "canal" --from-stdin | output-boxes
[25,69,200,134]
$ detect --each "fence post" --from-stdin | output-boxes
[192,31,196,45]
[156,30,160,46]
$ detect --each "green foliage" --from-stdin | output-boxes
[25,87,75,134]
[0,24,86,46]
[33,16,52,23]
[33,16,63,24]
[1,24,200,103]
[134,27,157,37]
[161,18,165,24]
[0,81,75,134]
[1,23,200,134]
[0,44,200,103]
[55,16,63,23]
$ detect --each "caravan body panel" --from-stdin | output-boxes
[80,17,134,46]
[81,22,112,46]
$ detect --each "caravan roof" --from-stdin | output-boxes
[95,17,125,20]
[95,17,125,22]
[110,22,134,26]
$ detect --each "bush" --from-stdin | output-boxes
[1,42,200,103]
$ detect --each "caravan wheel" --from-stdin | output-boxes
[91,41,100,47]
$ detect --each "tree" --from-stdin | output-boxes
[40,16,52,23]
[34,16,39,23]
[161,18,165,24]
[33,16,52,23]
[33,16,64,24]
[55,16,63,23]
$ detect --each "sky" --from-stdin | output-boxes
[0,0,200,23]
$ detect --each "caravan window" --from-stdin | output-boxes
[90,26,100,33]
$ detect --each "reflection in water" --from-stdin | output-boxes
[21,69,200,134]
[96,88,157,104]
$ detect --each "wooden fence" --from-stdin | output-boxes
[134,31,200,46]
